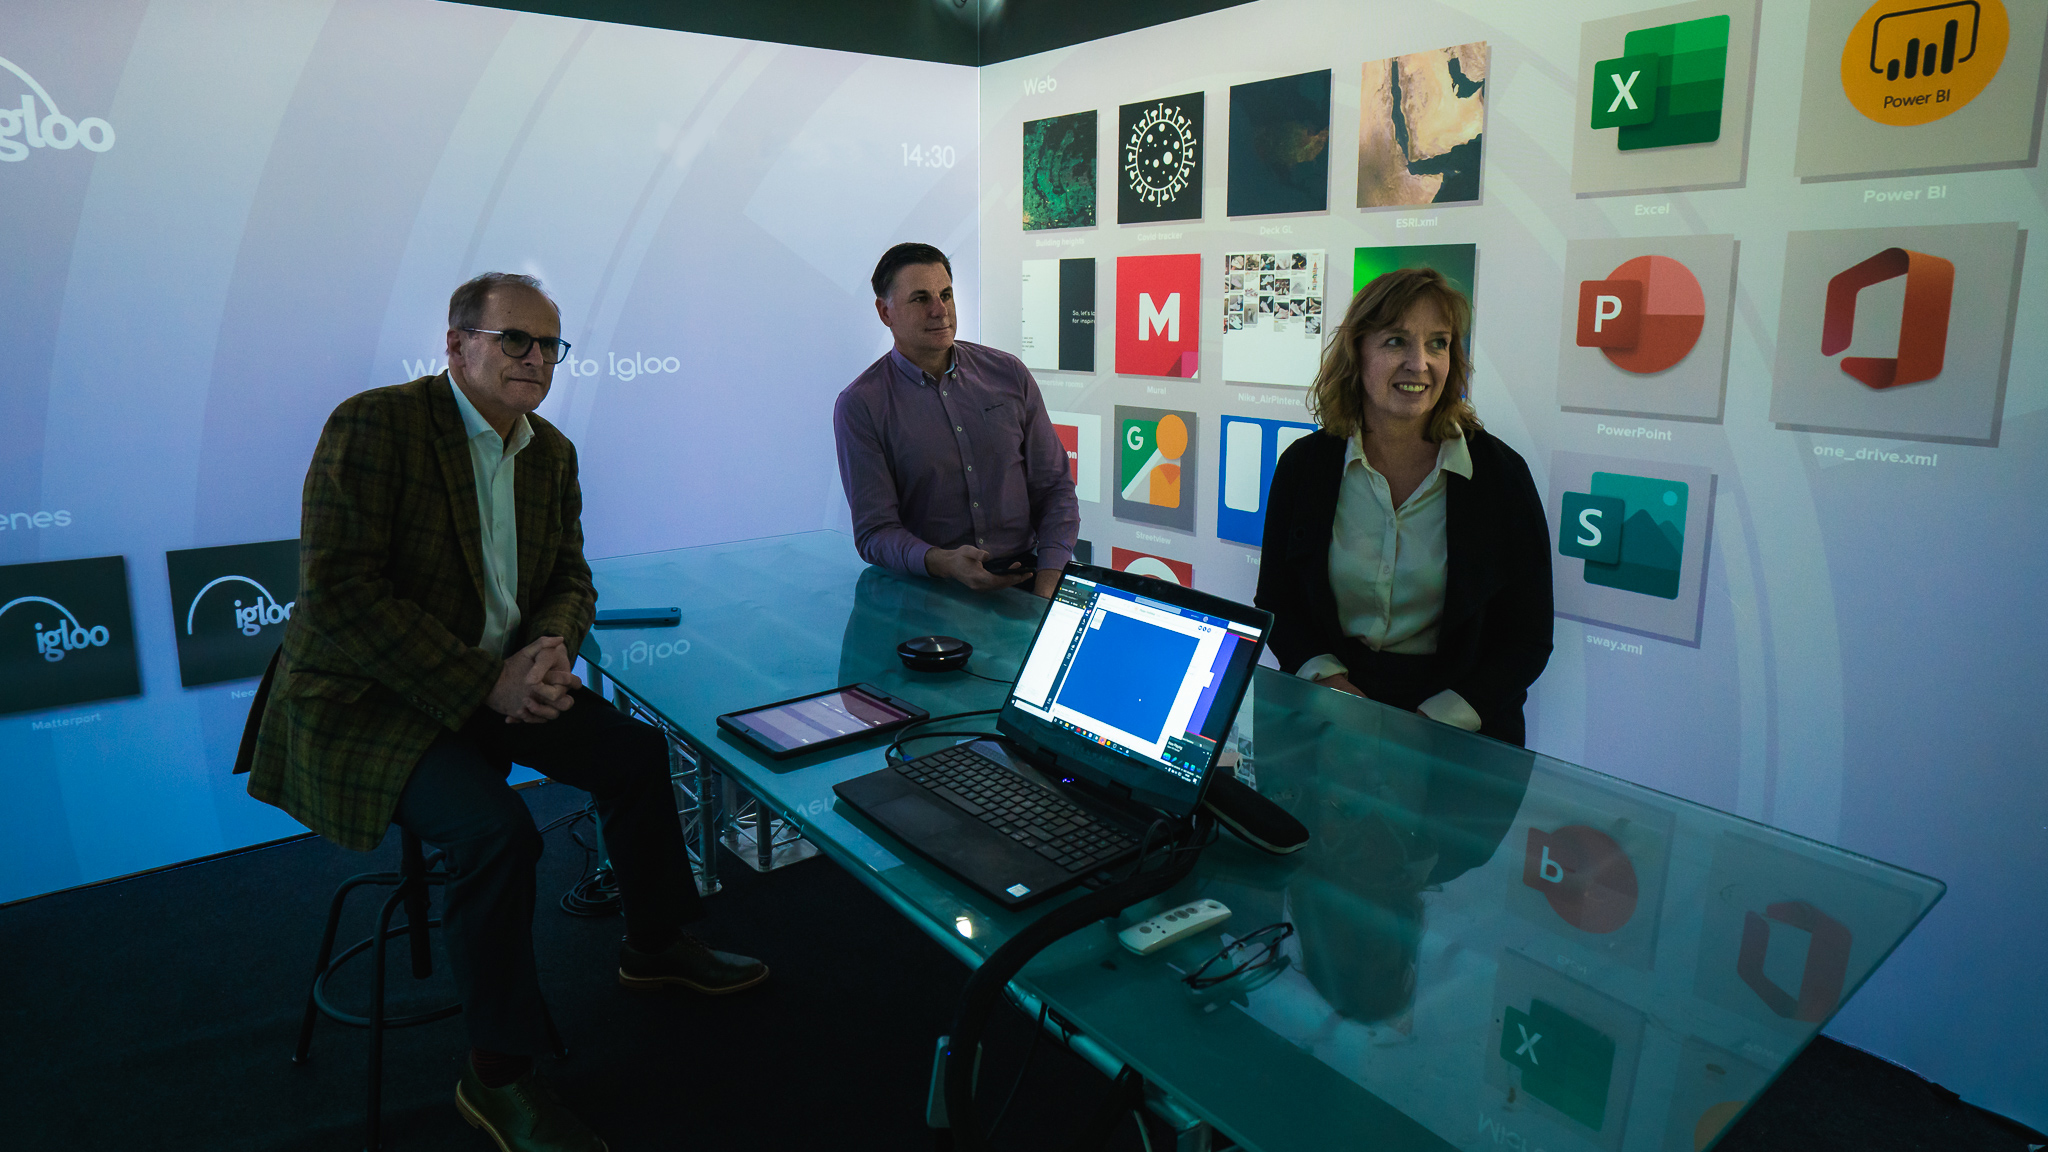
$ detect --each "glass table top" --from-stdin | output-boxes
[585,531,1943,1152]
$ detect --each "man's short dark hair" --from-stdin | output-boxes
[871,243,952,300]
[449,272,556,332]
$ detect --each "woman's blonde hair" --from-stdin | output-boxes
[1307,266,1481,443]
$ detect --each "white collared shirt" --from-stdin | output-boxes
[1297,432,1483,732]
[447,373,533,658]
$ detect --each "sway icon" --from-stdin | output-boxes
[1557,472,1689,600]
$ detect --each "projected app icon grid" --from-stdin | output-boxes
[1114,406,1198,532]
[1843,0,2008,123]
[1506,774,1675,971]
[1227,69,1332,217]
[0,555,142,717]
[1356,42,1488,208]
[1576,257,1702,373]
[1588,14,1729,149]
[1692,832,1932,1036]
[1119,92,1204,224]
[1116,254,1202,378]
[1022,110,1097,230]
[1665,1039,1771,1152]
[1047,410,1102,503]
[1110,547,1193,586]
[1794,0,2045,180]
[1560,472,1688,599]
[1571,0,1760,196]
[1823,247,1953,389]
[1220,250,1325,387]
[1353,243,1478,343]
[1558,234,1736,423]
[1549,452,1715,646]
[1487,950,1647,1150]
[1216,416,1315,547]
[1769,221,2020,444]
[1021,258,1096,373]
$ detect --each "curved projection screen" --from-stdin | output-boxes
[1,0,2042,1133]
[976,0,2044,1130]
[0,1,976,894]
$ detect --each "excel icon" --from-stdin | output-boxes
[1501,999,1617,1130]
[1590,15,1729,149]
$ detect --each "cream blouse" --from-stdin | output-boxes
[1295,432,1483,732]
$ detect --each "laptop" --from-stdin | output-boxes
[833,564,1270,907]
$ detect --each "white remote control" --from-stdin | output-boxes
[1117,899,1231,956]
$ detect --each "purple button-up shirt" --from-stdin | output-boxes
[833,340,1080,577]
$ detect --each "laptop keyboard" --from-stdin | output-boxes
[898,745,1142,873]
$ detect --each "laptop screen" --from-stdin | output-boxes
[1004,571,1265,815]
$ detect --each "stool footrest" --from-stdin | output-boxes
[310,921,462,1030]
[292,828,466,1152]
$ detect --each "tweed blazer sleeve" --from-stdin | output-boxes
[297,389,501,728]
[242,377,596,851]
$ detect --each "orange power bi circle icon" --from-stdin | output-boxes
[1841,0,2008,126]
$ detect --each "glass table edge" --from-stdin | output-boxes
[580,651,1281,1143]
[1251,667,1948,902]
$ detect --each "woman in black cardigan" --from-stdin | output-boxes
[1255,267,1552,745]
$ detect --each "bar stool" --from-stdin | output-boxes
[292,828,461,1151]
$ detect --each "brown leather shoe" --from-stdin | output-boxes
[455,1062,607,1152]
[618,934,769,994]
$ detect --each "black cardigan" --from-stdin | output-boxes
[1253,427,1554,745]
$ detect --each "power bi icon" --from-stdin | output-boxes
[1841,0,2008,126]
[1589,14,1730,149]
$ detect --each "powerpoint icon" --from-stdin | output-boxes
[1822,247,1954,389]
[1576,254,1706,373]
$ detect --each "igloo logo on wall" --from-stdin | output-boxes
[0,54,115,162]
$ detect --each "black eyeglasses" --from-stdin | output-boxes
[460,327,573,364]
[1182,922,1294,990]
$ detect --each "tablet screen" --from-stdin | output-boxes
[732,688,914,753]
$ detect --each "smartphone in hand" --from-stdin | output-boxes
[980,549,1037,575]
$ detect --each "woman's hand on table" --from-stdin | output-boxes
[1313,672,1367,698]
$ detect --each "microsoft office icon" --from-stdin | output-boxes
[1590,15,1729,149]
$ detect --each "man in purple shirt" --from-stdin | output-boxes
[834,243,1080,598]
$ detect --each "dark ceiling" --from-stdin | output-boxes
[455,0,1258,66]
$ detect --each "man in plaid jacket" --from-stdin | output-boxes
[243,273,764,1150]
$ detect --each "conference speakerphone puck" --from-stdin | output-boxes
[897,635,972,672]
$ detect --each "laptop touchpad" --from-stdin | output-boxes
[872,791,973,841]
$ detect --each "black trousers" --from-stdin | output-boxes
[392,686,705,1054]
[1332,639,1526,746]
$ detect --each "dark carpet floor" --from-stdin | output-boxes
[3,780,2038,1152]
